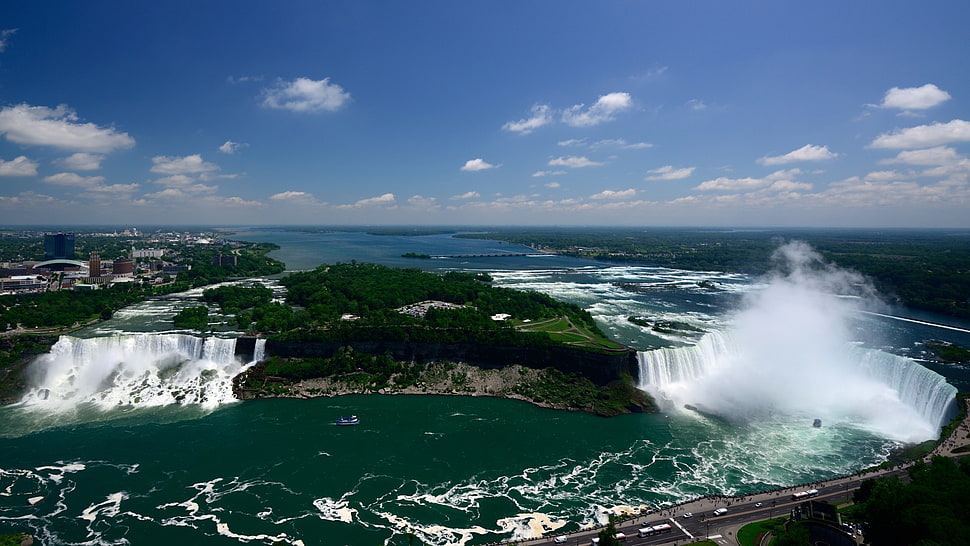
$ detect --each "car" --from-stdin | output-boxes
[553,537,567,544]
[754,502,762,508]
[713,508,728,516]
[682,512,693,518]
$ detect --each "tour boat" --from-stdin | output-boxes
[813,418,822,428]
[336,415,359,426]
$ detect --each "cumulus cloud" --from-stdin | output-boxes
[42,172,105,187]
[544,181,561,188]
[271,191,311,201]
[0,104,135,152]
[407,195,438,208]
[758,144,839,166]
[269,191,326,205]
[882,146,964,166]
[0,156,38,176]
[55,152,104,171]
[451,191,480,200]
[350,193,396,207]
[590,188,637,200]
[645,165,695,180]
[561,92,633,127]
[548,156,604,168]
[695,169,804,192]
[219,140,247,154]
[879,84,951,110]
[151,154,220,175]
[261,77,351,113]
[870,120,970,149]
[0,29,16,53]
[460,158,498,171]
[502,104,553,134]
[532,170,566,177]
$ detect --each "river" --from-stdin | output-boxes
[1,228,967,545]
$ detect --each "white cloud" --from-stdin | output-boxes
[695,169,803,192]
[558,138,587,147]
[561,92,633,127]
[460,158,498,172]
[590,188,637,200]
[0,156,38,176]
[0,29,16,53]
[261,77,351,113]
[590,138,652,150]
[151,154,220,175]
[882,146,963,166]
[758,144,839,165]
[55,152,104,171]
[645,165,695,180]
[532,170,567,177]
[42,172,106,187]
[870,120,970,149]
[548,156,604,168]
[0,104,135,152]
[219,140,247,154]
[349,193,396,207]
[407,195,438,208]
[271,191,311,201]
[687,99,707,111]
[544,181,561,188]
[879,84,951,110]
[451,191,480,200]
[502,104,553,134]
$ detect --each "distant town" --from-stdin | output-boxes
[0,228,241,296]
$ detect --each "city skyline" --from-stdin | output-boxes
[1,1,968,227]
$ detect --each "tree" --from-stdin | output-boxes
[597,514,621,546]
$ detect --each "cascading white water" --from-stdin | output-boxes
[637,331,956,443]
[19,334,255,411]
[636,241,957,445]
[253,338,267,362]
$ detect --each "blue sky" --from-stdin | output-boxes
[1,1,968,227]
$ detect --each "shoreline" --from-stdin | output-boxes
[234,360,653,416]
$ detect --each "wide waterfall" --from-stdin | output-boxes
[19,334,257,412]
[637,330,957,444]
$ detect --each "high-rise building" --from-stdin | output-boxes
[44,233,75,259]
[88,251,101,276]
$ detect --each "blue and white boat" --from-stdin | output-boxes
[336,415,359,426]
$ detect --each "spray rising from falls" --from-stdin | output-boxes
[637,241,956,444]
[19,334,265,412]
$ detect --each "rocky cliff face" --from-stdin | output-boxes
[235,337,639,386]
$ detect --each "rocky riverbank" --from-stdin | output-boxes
[234,359,654,416]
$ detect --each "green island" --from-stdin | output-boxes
[232,262,652,415]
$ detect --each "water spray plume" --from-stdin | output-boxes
[639,241,955,444]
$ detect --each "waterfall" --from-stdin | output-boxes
[252,338,267,363]
[637,331,957,443]
[19,334,255,411]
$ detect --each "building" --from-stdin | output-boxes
[44,233,75,260]
[112,258,135,276]
[88,251,101,276]
[213,253,237,267]
[131,246,165,259]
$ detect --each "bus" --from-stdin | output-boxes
[638,523,673,537]
[792,489,819,500]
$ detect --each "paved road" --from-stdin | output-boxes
[511,398,970,546]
